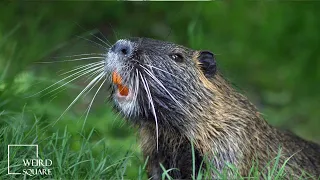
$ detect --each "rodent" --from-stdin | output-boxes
[104,37,320,179]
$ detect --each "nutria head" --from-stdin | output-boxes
[104,37,255,177]
[104,37,218,129]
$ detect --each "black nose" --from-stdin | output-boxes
[110,40,132,56]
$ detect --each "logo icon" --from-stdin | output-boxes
[8,144,53,177]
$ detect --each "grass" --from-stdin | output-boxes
[0,112,145,179]
[1,113,318,179]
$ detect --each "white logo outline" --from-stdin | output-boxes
[7,144,38,175]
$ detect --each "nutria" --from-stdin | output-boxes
[104,37,320,179]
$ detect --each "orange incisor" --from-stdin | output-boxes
[112,71,129,96]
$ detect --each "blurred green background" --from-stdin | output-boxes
[0,2,319,179]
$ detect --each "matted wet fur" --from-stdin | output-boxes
[104,37,320,179]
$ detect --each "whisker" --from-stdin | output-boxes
[50,53,106,59]
[37,56,105,64]
[140,65,192,117]
[133,69,140,116]
[74,22,111,48]
[91,33,111,48]
[98,30,112,47]
[27,63,103,98]
[49,86,68,98]
[125,69,140,117]
[52,72,106,126]
[111,110,124,128]
[140,65,179,102]
[83,68,104,83]
[40,66,103,98]
[82,77,106,131]
[60,61,104,76]
[109,23,118,41]
[76,35,108,50]
[139,72,159,151]
[82,69,104,98]
[145,64,183,81]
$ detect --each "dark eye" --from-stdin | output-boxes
[169,53,184,63]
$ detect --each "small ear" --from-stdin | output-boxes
[198,51,217,77]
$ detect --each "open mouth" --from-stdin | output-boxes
[112,71,133,101]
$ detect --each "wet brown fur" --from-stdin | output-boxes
[138,51,320,179]
[108,38,320,179]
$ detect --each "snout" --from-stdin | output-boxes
[110,39,134,57]
[105,39,135,73]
